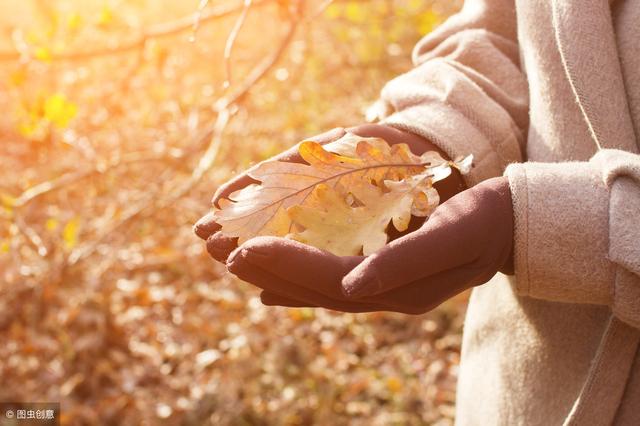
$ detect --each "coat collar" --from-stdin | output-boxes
[551,0,638,153]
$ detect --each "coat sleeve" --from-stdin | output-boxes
[370,0,529,186]
[505,150,640,329]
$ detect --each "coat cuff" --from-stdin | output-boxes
[506,150,640,328]
[504,160,615,305]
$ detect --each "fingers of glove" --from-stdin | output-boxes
[206,232,238,263]
[341,198,477,298]
[386,214,427,243]
[227,236,363,298]
[261,265,485,314]
[211,173,260,209]
[194,211,221,240]
[479,177,515,274]
[306,127,347,146]
[342,180,512,299]
[359,265,485,314]
[272,127,347,163]
[347,124,443,157]
[260,291,316,308]
[228,261,388,313]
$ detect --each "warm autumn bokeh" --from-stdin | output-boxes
[0,1,465,424]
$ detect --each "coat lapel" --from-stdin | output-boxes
[551,0,638,153]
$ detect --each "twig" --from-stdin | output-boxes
[167,14,301,200]
[310,0,335,19]
[0,0,268,62]
[0,0,349,62]
[68,109,232,267]
[66,192,154,265]
[223,0,253,89]
[14,215,48,257]
[10,0,313,212]
[67,16,301,265]
[190,0,212,42]
[12,149,188,208]
[218,17,300,110]
[163,108,233,205]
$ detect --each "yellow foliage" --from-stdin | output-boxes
[98,5,114,27]
[418,11,441,35]
[287,308,315,321]
[9,69,27,87]
[325,1,370,24]
[67,13,83,31]
[344,2,366,24]
[387,376,402,393]
[44,94,78,129]
[324,4,340,19]
[45,218,59,231]
[18,93,78,139]
[0,193,17,209]
[62,217,80,250]
[34,46,52,62]
[17,117,43,139]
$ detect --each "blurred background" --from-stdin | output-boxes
[0,0,466,424]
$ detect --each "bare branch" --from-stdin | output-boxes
[0,0,347,62]
[0,0,268,62]
[66,16,301,265]
[310,0,335,19]
[223,0,253,89]
[14,215,48,257]
[219,17,300,110]
[10,0,311,214]
[12,149,188,208]
[167,14,301,200]
[189,0,212,42]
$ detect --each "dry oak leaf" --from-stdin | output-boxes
[287,173,441,256]
[213,134,472,255]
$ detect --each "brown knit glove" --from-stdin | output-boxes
[226,176,513,314]
[222,177,513,314]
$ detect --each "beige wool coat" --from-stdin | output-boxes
[370,0,640,424]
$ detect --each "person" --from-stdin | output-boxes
[195,0,640,423]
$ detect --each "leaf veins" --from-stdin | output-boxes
[213,134,471,255]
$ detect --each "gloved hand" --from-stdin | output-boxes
[194,124,465,263]
[224,176,514,314]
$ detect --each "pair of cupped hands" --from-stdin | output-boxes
[194,124,514,314]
